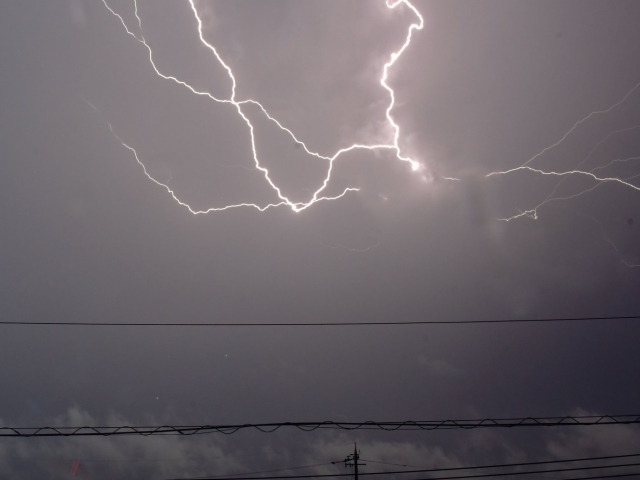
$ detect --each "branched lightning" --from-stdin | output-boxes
[96,0,425,214]
[514,81,640,170]
[492,165,640,222]
[486,82,640,222]
[483,79,640,266]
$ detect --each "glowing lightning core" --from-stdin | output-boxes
[97,0,425,214]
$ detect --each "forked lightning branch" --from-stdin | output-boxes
[95,0,640,268]
[96,0,426,214]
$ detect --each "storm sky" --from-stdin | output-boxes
[1,1,640,478]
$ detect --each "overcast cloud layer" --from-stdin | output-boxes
[1,1,639,478]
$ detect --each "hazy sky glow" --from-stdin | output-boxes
[1,0,640,478]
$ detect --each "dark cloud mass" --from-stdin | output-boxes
[1,0,640,478]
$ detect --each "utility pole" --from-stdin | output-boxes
[338,443,365,480]
[353,443,359,480]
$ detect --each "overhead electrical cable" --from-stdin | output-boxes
[2,414,639,437]
[358,453,640,473]
[166,456,640,480]
[540,473,640,480]
[392,462,640,480]
[1,314,640,327]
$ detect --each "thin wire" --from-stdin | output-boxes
[406,463,640,480]
[361,453,640,473]
[2,414,639,437]
[544,473,640,480]
[173,453,640,480]
[1,314,639,327]
[168,461,640,480]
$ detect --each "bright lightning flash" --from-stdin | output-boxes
[96,0,425,214]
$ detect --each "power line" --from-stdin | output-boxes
[167,455,640,480]
[360,452,640,475]
[546,473,640,480]
[0,314,639,327]
[208,470,640,480]
[2,414,639,437]
[404,463,640,480]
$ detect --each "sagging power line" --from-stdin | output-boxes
[2,414,639,438]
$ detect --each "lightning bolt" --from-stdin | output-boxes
[486,81,640,222]
[491,166,640,222]
[511,81,640,170]
[484,80,640,266]
[95,0,425,214]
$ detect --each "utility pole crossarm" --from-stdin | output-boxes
[341,443,366,480]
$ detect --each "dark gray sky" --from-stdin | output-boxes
[1,1,640,478]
